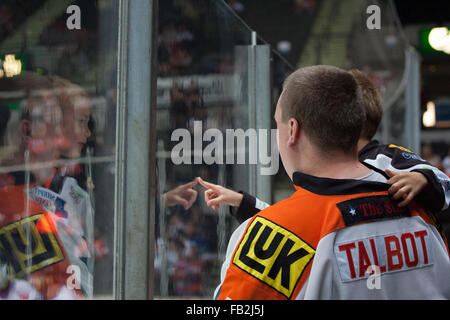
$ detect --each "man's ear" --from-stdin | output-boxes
[287,118,300,147]
[20,120,32,143]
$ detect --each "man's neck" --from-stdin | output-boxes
[296,148,371,180]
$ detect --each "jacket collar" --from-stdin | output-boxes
[292,171,389,196]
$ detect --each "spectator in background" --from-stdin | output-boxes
[170,81,188,129]
[0,103,10,147]
[176,22,195,45]
[443,146,450,176]
[294,0,317,15]
[422,144,443,170]
[226,0,245,14]
[0,4,15,39]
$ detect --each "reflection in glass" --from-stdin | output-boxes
[0,0,118,299]
[154,0,290,298]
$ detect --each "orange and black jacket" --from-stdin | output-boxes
[216,172,450,300]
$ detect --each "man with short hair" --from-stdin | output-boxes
[199,69,450,243]
[213,65,450,300]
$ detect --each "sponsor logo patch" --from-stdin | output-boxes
[69,185,85,204]
[0,214,64,278]
[401,152,424,161]
[336,195,410,227]
[335,229,433,282]
[232,216,315,298]
[27,187,68,218]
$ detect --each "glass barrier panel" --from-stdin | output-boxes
[155,0,259,299]
[0,0,119,300]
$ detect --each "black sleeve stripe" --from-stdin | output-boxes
[231,191,261,224]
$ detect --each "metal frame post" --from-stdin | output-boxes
[255,44,272,204]
[114,0,158,300]
[404,46,421,153]
[248,32,272,204]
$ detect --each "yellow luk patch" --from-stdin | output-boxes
[388,144,412,153]
[233,216,315,298]
[0,214,64,278]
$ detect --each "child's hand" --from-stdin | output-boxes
[197,177,243,210]
[162,179,198,210]
[385,170,428,207]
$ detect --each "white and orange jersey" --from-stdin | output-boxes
[215,172,450,300]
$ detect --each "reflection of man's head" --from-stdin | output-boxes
[21,86,62,159]
[0,73,92,182]
[49,76,91,159]
[0,73,61,163]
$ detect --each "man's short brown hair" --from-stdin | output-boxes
[280,65,364,153]
[348,69,382,140]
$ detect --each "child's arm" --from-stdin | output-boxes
[197,177,243,209]
[385,169,428,207]
[360,142,450,214]
[197,177,269,223]
[161,179,198,210]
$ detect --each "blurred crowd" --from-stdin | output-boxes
[422,144,450,177]
[157,0,238,77]
[169,80,206,130]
